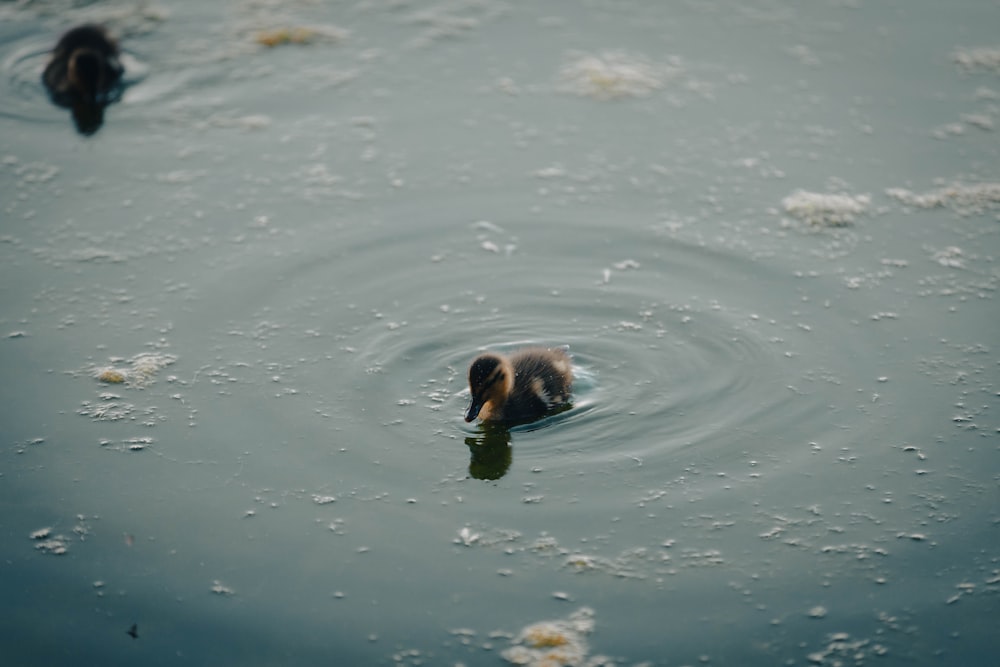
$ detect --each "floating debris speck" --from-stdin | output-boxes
[558,51,676,100]
[34,537,69,555]
[930,246,965,268]
[89,352,177,388]
[210,580,235,596]
[456,527,481,546]
[78,399,134,422]
[953,46,1000,74]
[129,353,177,386]
[808,605,828,619]
[886,182,1000,216]
[806,632,888,665]
[255,24,348,48]
[781,190,870,226]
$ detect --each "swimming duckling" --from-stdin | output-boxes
[465,347,573,425]
[43,24,124,105]
[42,24,124,135]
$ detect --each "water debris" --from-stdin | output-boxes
[255,25,348,48]
[898,532,928,542]
[79,398,134,422]
[806,632,888,665]
[100,437,154,452]
[612,259,640,271]
[961,113,994,131]
[29,527,52,540]
[312,494,337,505]
[210,580,235,596]
[952,46,1000,73]
[125,437,152,451]
[501,607,615,667]
[616,321,643,332]
[471,220,506,234]
[930,246,965,268]
[533,165,566,179]
[90,352,177,388]
[95,367,128,384]
[781,190,870,226]
[34,536,69,555]
[564,554,599,571]
[886,182,1000,216]
[558,50,677,100]
[808,606,828,619]
[456,527,480,546]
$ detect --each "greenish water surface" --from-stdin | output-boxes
[1,1,998,665]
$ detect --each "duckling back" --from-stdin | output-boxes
[504,348,573,423]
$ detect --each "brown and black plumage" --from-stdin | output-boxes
[43,24,123,105]
[42,24,124,135]
[464,347,573,425]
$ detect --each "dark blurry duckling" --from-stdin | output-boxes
[465,347,573,424]
[43,24,123,105]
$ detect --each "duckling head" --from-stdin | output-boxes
[465,353,513,422]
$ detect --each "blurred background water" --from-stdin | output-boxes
[1,1,998,665]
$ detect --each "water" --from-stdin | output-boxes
[2,1,998,665]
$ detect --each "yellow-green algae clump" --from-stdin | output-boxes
[502,607,614,667]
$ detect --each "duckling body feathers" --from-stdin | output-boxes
[42,24,123,107]
[465,347,572,424]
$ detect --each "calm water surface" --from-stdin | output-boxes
[1,1,998,665]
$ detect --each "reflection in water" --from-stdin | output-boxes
[464,403,573,480]
[464,424,512,480]
[41,24,124,136]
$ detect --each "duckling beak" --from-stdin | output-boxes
[464,397,483,422]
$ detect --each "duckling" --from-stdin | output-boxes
[42,24,124,134]
[465,347,573,424]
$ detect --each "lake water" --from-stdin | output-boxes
[1,1,998,665]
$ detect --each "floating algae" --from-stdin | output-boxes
[255,25,347,48]
[557,50,677,100]
[91,352,177,388]
[95,367,128,384]
[886,181,1000,216]
[781,189,871,227]
[501,607,617,667]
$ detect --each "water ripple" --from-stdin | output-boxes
[187,209,882,480]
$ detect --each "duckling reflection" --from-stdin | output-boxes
[464,424,512,480]
[42,24,124,136]
[465,347,573,425]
